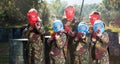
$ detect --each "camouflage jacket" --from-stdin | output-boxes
[73,32,90,55]
[91,32,109,60]
[62,18,79,37]
[22,22,45,64]
[47,32,67,64]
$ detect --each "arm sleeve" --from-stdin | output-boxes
[22,26,30,38]
[36,21,45,35]
[100,32,109,44]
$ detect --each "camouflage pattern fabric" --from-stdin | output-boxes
[74,51,89,64]
[49,33,67,64]
[74,37,89,64]
[62,18,78,64]
[92,50,109,64]
[50,49,65,64]
[29,32,44,64]
[62,18,78,33]
[22,23,45,64]
[91,32,109,64]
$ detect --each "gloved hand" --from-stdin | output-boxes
[76,32,85,39]
[92,29,102,42]
[92,32,97,42]
[65,26,71,32]
[65,26,74,37]
[35,22,41,29]
[55,34,60,40]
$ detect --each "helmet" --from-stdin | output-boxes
[78,22,89,34]
[65,5,75,20]
[52,20,64,32]
[93,20,105,33]
[27,8,38,24]
[89,11,100,26]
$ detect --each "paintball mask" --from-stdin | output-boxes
[78,22,89,34]
[65,6,75,20]
[27,8,38,28]
[89,11,100,26]
[93,20,105,34]
[52,20,64,32]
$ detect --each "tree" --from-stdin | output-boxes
[49,0,67,19]
[74,3,99,22]
[101,0,120,27]
[103,0,120,11]
[0,0,38,27]
[38,0,51,31]
[81,4,99,22]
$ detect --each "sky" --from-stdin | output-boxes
[47,0,103,5]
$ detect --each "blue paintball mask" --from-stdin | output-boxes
[52,20,64,32]
[78,22,89,34]
[93,20,105,33]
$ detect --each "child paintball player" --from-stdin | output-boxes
[91,20,109,64]
[47,20,67,64]
[73,22,89,64]
[22,8,45,64]
[62,5,79,64]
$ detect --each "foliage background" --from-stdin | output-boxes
[0,0,120,29]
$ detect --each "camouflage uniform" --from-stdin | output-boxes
[73,33,90,64]
[48,32,67,64]
[22,22,45,64]
[90,32,109,64]
[62,18,78,64]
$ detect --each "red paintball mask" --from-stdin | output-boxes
[89,12,100,26]
[65,6,75,21]
[27,11,38,28]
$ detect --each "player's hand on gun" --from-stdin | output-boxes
[35,22,41,29]
[92,29,102,42]
[55,34,60,40]
[65,26,74,37]
[77,32,86,39]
